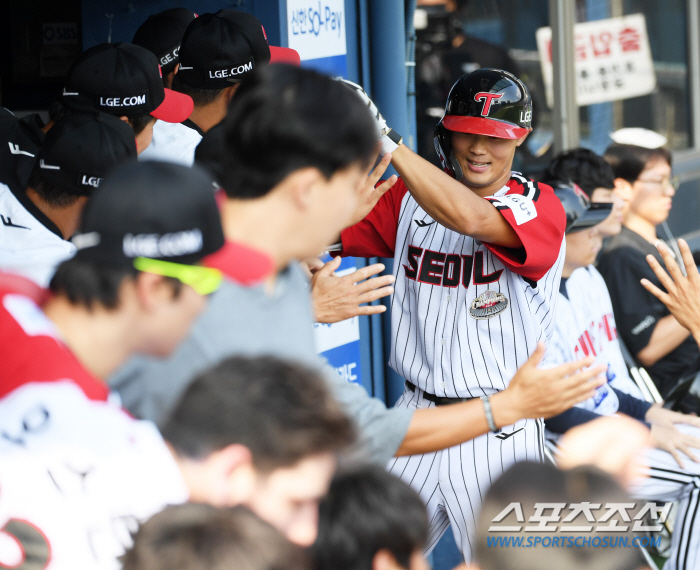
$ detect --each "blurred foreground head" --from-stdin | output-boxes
[313,465,429,570]
[476,461,644,570]
[122,503,309,570]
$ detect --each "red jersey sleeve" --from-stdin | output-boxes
[340,179,410,258]
[483,175,566,281]
[0,286,108,401]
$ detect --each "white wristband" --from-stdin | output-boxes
[380,130,403,156]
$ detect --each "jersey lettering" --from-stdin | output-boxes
[403,245,423,279]
[418,250,446,285]
[405,250,503,288]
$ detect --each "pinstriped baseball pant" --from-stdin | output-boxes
[387,386,545,562]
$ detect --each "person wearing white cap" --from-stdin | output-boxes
[610,127,668,149]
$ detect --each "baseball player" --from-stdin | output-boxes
[132,8,197,89]
[545,182,700,570]
[61,42,194,154]
[339,69,567,560]
[139,9,299,166]
[0,112,137,286]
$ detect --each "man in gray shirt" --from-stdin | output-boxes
[111,65,604,464]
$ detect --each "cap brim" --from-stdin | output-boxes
[443,116,529,139]
[151,88,194,123]
[203,240,274,285]
[269,46,301,66]
[568,203,613,233]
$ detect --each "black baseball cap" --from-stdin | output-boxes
[133,8,197,75]
[551,181,613,233]
[177,9,300,89]
[62,43,193,123]
[72,162,223,267]
[35,112,137,196]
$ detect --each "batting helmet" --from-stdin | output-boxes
[435,68,532,179]
[551,181,612,233]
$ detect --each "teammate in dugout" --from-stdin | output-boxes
[543,181,700,570]
[338,68,569,560]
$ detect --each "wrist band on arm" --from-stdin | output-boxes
[481,395,500,433]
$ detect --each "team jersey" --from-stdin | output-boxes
[546,265,645,416]
[0,382,189,570]
[0,183,76,287]
[341,173,566,397]
[0,276,106,401]
[138,120,202,166]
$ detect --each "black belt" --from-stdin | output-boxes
[405,380,475,406]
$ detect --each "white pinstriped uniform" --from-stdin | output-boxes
[551,266,700,570]
[341,172,567,560]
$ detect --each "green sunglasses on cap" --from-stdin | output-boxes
[133,257,223,296]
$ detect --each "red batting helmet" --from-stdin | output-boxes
[434,68,533,179]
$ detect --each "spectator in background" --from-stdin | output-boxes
[132,8,197,89]
[122,504,309,570]
[312,466,429,570]
[0,113,137,286]
[597,144,700,410]
[139,9,299,166]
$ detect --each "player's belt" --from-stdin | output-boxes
[405,380,474,406]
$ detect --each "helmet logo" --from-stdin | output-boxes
[474,92,503,116]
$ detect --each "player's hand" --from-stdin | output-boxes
[311,256,395,324]
[645,404,700,431]
[649,423,700,468]
[347,153,398,228]
[492,343,607,426]
[299,256,326,279]
[641,239,700,338]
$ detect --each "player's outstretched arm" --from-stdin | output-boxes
[390,144,521,248]
[310,256,395,323]
[642,239,700,348]
[396,344,606,456]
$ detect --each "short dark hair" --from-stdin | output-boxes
[27,166,80,208]
[172,74,229,107]
[542,148,616,197]
[127,113,156,136]
[50,256,181,310]
[604,143,672,183]
[162,356,356,471]
[476,462,641,570]
[219,65,377,199]
[312,465,428,570]
[121,504,309,570]
[45,101,154,136]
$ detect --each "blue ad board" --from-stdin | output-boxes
[286,0,348,78]
[287,1,361,387]
[313,255,363,387]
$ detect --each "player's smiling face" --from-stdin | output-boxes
[450,131,527,197]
